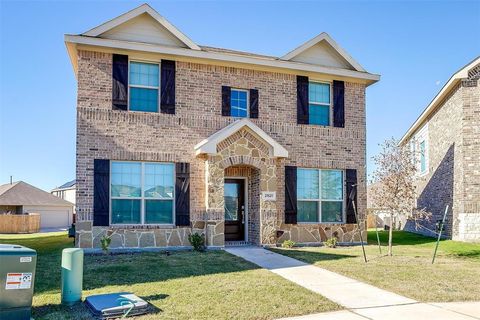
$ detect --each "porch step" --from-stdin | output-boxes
[225,241,251,247]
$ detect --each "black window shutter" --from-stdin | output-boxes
[222,86,231,116]
[175,163,190,226]
[333,80,345,128]
[296,76,309,124]
[112,54,128,111]
[93,159,110,226]
[346,169,357,223]
[249,89,259,119]
[285,166,298,224]
[161,60,176,114]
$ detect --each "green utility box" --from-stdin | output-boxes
[61,248,84,305]
[0,244,37,320]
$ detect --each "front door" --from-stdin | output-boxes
[224,179,245,241]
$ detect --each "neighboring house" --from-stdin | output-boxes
[65,4,380,249]
[51,179,76,212]
[0,181,74,229]
[366,182,406,230]
[400,57,480,242]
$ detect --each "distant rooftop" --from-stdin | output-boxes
[0,181,73,206]
[54,179,76,190]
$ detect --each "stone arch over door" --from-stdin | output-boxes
[195,119,288,246]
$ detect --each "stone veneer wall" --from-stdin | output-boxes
[75,49,368,248]
[204,128,278,246]
[405,62,480,242]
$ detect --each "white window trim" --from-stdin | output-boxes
[230,88,250,118]
[297,168,345,224]
[308,80,332,126]
[109,161,175,226]
[127,59,161,113]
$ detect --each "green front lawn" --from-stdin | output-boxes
[0,233,339,320]
[272,230,480,302]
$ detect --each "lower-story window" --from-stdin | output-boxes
[297,168,344,223]
[110,161,174,225]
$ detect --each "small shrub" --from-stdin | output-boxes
[188,233,205,252]
[281,240,296,248]
[100,235,111,254]
[323,237,337,248]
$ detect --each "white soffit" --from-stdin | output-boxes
[82,3,200,50]
[194,119,289,158]
[282,33,366,72]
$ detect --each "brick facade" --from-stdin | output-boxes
[75,49,368,248]
[405,61,480,242]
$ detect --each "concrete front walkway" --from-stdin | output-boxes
[226,247,480,320]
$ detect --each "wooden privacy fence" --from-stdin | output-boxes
[367,212,380,229]
[0,213,40,233]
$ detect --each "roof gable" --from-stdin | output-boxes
[282,33,365,72]
[400,56,480,145]
[82,4,200,50]
[0,181,74,206]
[195,119,288,158]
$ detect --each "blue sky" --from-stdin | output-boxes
[0,0,479,191]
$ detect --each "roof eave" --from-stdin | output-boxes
[65,39,79,77]
[399,56,480,145]
[194,118,289,158]
[64,35,380,85]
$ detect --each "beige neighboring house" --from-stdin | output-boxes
[65,4,380,249]
[0,181,74,229]
[51,180,76,212]
[400,57,480,242]
[366,182,406,230]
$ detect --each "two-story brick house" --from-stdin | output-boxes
[401,57,480,242]
[65,4,380,249]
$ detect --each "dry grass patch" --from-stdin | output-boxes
[272,231,480,302]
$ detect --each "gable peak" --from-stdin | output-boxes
[82,3,200,50]
[282,32,366,72]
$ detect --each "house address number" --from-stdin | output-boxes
[262,191,276,201]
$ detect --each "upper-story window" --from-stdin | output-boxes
[110,161,174,225]
[230,89,249,117]
[309,82,331,126]
[297,168,344,223]
[414,124,428,175]
[419,140,427,174]
[129,61,160,112]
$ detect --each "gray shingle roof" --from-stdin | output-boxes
[0,181,74,206]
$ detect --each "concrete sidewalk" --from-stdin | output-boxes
[226,247,480,320]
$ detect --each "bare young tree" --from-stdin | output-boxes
[370,138,418,256]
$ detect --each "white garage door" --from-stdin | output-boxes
[38,210,70,228]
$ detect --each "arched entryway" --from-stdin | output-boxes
[194,119,288,247]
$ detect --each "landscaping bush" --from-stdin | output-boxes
[188,233,205,251]
[323,237,337,248]
[100,235,111,254]
[281,240,296,248]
